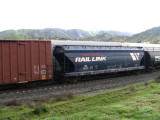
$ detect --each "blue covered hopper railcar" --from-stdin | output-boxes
[53,45,145,78]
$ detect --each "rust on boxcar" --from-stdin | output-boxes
[0,40,53,85]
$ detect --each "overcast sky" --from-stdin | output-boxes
[0,0,160,33]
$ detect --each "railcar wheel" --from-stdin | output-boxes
[133,71,140,75]
[26,82,37,88]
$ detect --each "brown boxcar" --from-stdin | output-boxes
[0,40,53,85]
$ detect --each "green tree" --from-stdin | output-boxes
[8,34,26,39]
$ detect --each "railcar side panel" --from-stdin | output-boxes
[0,40,53,85]
[65,51,143,71]
[54,46,145,77]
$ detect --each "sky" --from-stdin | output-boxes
[0,0,160,33]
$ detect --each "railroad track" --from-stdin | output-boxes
[0,71,159,105]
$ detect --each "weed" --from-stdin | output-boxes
[144,82,149,86]
[33,104,50,116]
[55,95,68,101]
[130,86,136,92]
[55,93,75,101]
[35,97,49,102]
[67,93,75,99]
[150,85,155,89]
[155,75,160,83]
[18,116,28,120]
[27,102,35,108]
[33,106,41,115]
[139,107,153,114]
[6,100,23,106]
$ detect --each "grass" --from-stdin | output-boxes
[1,80,160,120]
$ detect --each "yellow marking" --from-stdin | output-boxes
[42,77,46,80]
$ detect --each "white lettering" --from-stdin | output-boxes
[92,57,96,61]
[75,57,106,62]
[75,57,80,62]
[34,65,39,75]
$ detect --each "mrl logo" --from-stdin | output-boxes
[75,57,107,62]
[130,53,140,61]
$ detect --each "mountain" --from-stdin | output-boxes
[0,28,97,39]
[127,27,160,44]
[0,28,103,40]
[1,27,160,44]
[83,33,129,42]
[105,31,133,37]
[84,26,160,44]
[0,28,133,40]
